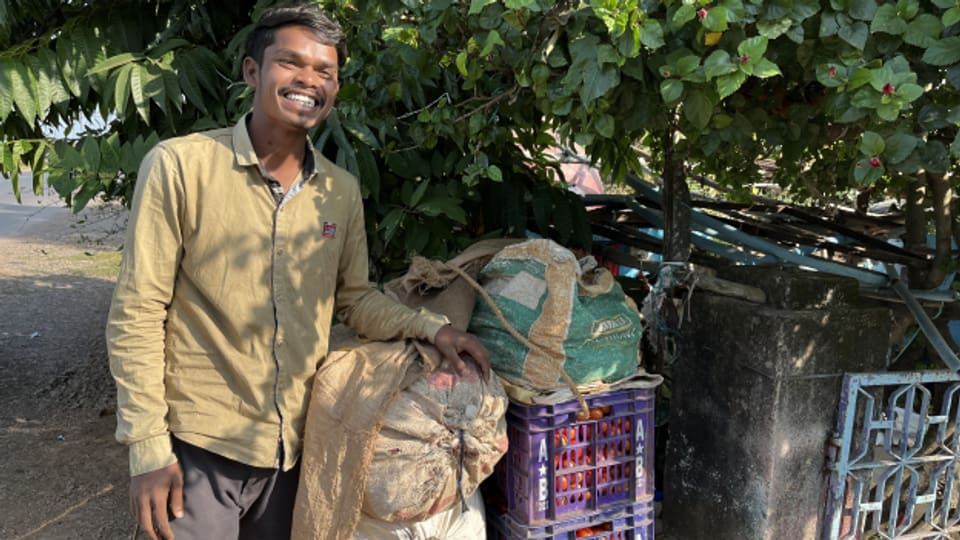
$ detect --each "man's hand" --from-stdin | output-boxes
[130,462,184,540]
[434,324,492,382]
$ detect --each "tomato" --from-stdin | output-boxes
[589,408,604,419]
[575,527,594,538]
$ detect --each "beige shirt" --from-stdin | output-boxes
[106,116,448,476]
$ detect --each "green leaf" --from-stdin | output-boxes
[836,106,867,123]
[86,52,142,77]
[130,64,150,123]
[897,0,920,19]
[39,47,71,112]
[380,207,405,245]
[640,19,665,49]
[355,143,380,202]
[468,0,494,14]
[416,195,467,224]
[848,0,878,21]
[114,64,133,118]
[148,38,190,59]
[738,36,769,59]
[884,133,919,164]
[817,63,845,87]
[674,5,697,27]
[860,131,885,156]
[852,158,884,184]
[487,164,503,182]
[684,89,713,130]
[595,113,615,138]
[871,5,907,35]
[80,137,101,171]
[455,51,469,77]
[704,50,737,79]
[177,66,207,114]
[753,58,782,78]
[904,14,942,48]
[660,79,683,103]
[839,21,869,49]
[702,7,729,32]
[409,179,430,208]
[675,54,701,78]
[716,70,748,99]
[852,86,882,108]
[582,64,619,102]
[848,67,873,89]
[479,30,505,56]
[876,102,900,121]
[161,66,182,113]
[944,7,960,28]
[820,12,840,37]
[896,82,923,102]
[100,132,121,173]
[25,56,52,121]
[922,37,960,66]
[757,18,793,39]
[56,34,83,98]
[10,60,39,125]
[0,59,14,122]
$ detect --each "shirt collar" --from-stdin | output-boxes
[232,113,322,180]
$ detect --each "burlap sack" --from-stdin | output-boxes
[385,238,522,330]
[362,360,508,522]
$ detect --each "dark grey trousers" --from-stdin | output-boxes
[169,437,300,540]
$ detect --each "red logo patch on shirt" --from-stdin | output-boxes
[322,222,337,239]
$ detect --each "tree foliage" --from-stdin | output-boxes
[1,0,959,279]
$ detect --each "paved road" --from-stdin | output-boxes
[0,173,74,239]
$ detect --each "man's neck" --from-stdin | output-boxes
[247,112,307,189]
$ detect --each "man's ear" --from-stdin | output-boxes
[242,56,259,88]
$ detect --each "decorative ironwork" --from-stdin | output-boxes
[823,371,960,539]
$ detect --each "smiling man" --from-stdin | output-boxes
[105,4,490,540]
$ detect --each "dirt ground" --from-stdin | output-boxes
[0,197,135,540]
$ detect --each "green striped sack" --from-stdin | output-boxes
[468,239,642,390]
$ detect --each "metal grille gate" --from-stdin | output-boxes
[823,371,960,539]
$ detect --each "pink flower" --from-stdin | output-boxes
[697,8,708,20]
[882,83,894,96]
[869,157,882,168]
[740,54,749,65]
[827,66,837,77]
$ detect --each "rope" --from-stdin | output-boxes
[443,263,592,419]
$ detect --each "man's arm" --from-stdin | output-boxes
[105,145,185,539]
[332,185,490,378]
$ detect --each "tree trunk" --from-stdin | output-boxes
[904,176,929,287]
[661,133,691,263]
[926,171,953,289]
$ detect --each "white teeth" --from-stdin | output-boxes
[286,93,316,107]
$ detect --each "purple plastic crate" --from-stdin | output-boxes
[496,387,655,525]
[488,500,655,540]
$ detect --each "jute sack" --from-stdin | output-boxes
[468,238,642,390]
[362,360,508,522]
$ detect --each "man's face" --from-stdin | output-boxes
[243,25,340,132]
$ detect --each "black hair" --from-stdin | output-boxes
[245,3,347,67]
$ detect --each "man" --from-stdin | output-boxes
[106,4,490,539]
